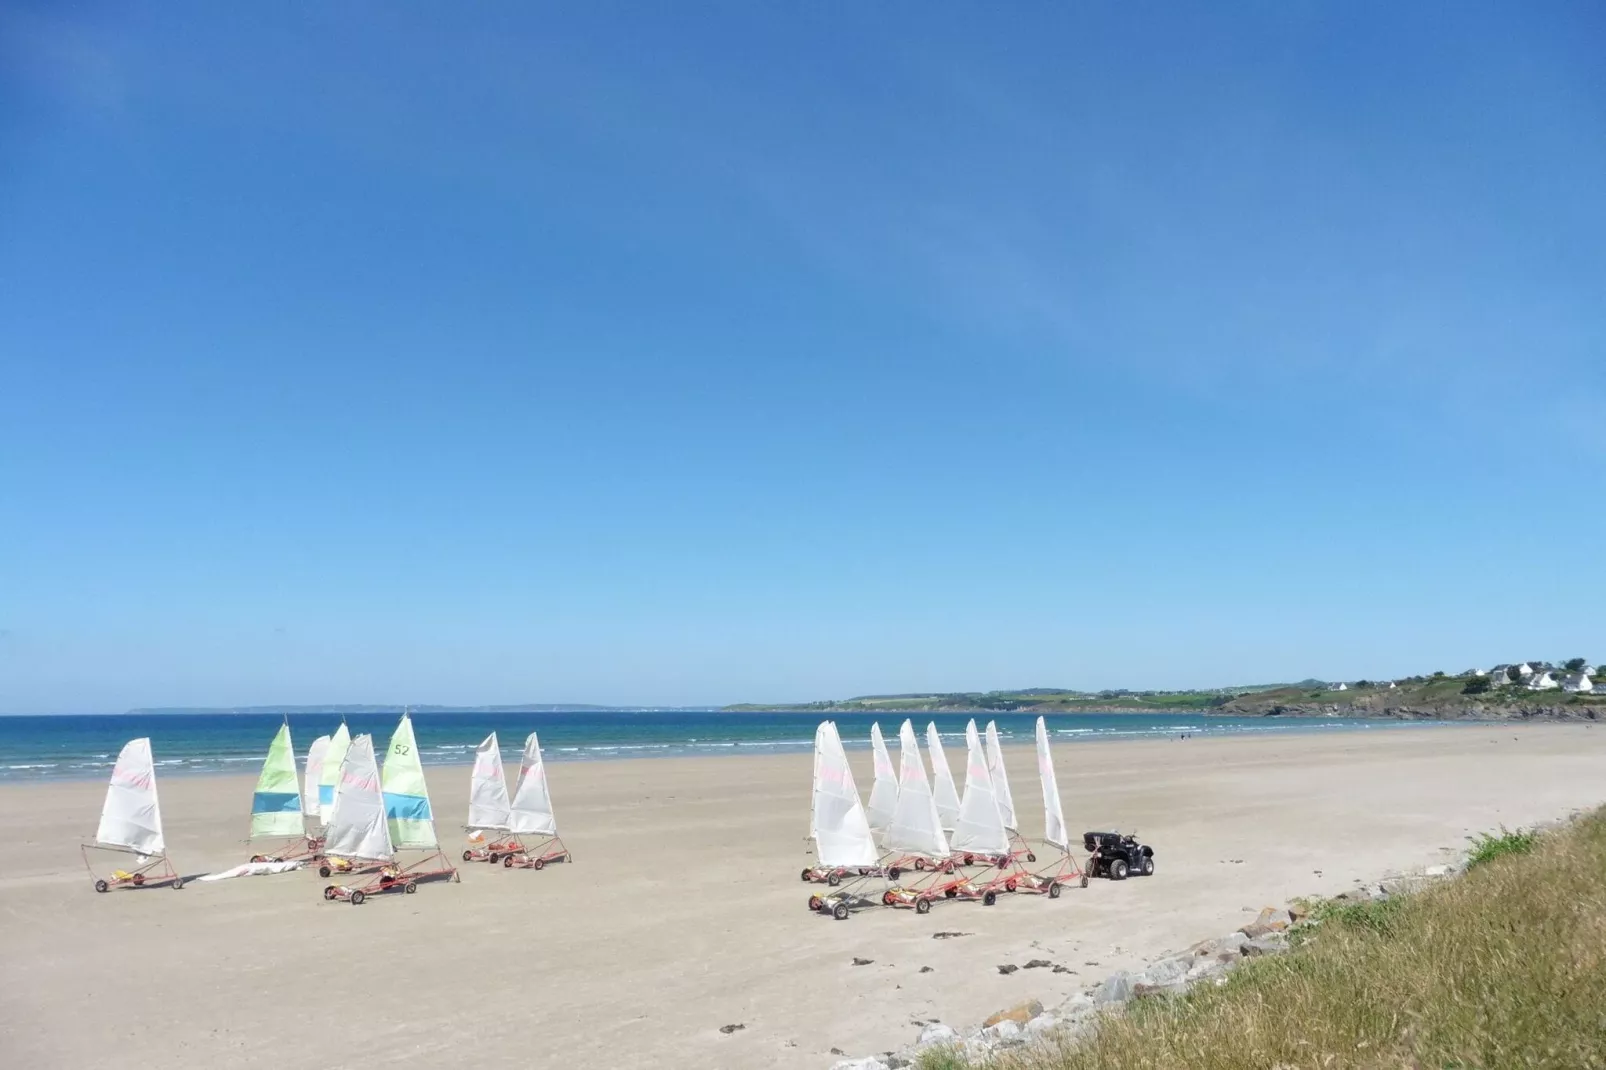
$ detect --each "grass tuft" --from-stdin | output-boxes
[916,1044,975,1070]
[1464,825,1538,869]
[994,808,1606,1070]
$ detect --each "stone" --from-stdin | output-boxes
[1186,958,1227,983]
[1024,1014,1060,1035]
[1051,965,1075,974]
[1096,971,1133,1004]
[1425,864,1450,877]
[1061,993,1095,1016]
[916,1023,958,1047]
[982,1000,1043,1027]
[830,1060,889,1070]
[1241,936,1286,958]
[1024,958,1054,969]
[1137,957,1189,988]
[918,966,933,973]
[1240,907,1292,938]
[718,1024,744,1034]
[983,1019,1022,1043]
[931,931,971,939]
[852,957,874,967]
[996,964,1019,975]
[886,1056,913,1070]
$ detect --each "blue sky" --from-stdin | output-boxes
[2,3,1603,712]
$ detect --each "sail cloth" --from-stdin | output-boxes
[382,714,440,849]
[250,724,305,839]
[866,723,899,832]
[96,738,166,856]
[1035,717,1069,852]
[467,733,512,831]
[323,734,393,861]
[925,723,962,832]
[318,723,352,821]
[884,720,950,859]
[810,723,824,841]
[950,720,1009,856]
[508,732,558,836]
[984,721,1018,830]
[810,722,878,868]
[302,734,331,817]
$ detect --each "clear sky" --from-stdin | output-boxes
[2,3,1602,713]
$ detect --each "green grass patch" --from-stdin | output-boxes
[1464,826,1538,869]
[996,809,1606,1070]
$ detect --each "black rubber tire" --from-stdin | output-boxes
[832,903,849,921]
[318,865,332,878]
[533,857,546,870]
[888,866,902,881]
[809,895,824,911]
[1027,852,1037,863]
[94,879,108,893]
[1080,874,1089,888]
[827,871,841,887]
[171,877,184,890]
[998,858,1009,870]
[404,881,417,894]
[914,858,927,871]
[488,853,499,864]
[1110,859,1128,881]
[250,855,265,864]
[983,890,997,906]
[1142,857,1154,877]
[801,868,813,882]
[462,850,473,862]
[915,898,931,915]
[350,889,365,905]
[504,855,514,868]
[963,854,975,866]
[945,888,958,899]
[1005,879,1017,892]
[323,885,337,900]
[1049,881,1062,899]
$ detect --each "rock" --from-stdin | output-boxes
[718,1024,744,1034]
[830,1048,845,1056]
[852,957,874,967]
[830,1060,889,1070]
[1051,965,1075,974]
[1240,907,1292,938]
[885,1056,912,1069]
[1185,958,1226,983]
[1023,958,1054,969]
[1024,1014,1059,1036]
[1287,903,1312,923]
[931,931,971,939]
[982,1000,1043,1027]
[984,1019,1022,1041]
[1425,864,1450,877]
[996,964,1019,975]
[1241,936,1286,958]
[1137,957,1189,988]
[916,1023,958,1047]
[918,966,933,973]
[1060,993,1095,1016]
[1096,971,1133,1004]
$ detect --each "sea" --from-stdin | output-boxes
[0,710,1440,783]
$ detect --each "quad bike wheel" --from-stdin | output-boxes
[404,881,417,894]
[1109,859,1128,881]
[983,890,998,906]
[827,871,841,887]
[349,889,366,905]
[915,898,931,915]
[323,885,337,900]
[1048,881,1062,899]
[1142,857,1154,876]
[94,879,109,893]
[832,902,850,921]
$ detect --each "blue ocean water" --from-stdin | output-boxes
[0,710,1440,782]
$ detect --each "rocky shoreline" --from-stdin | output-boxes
[1212,702,1599,721]
[827,859,1472,1069]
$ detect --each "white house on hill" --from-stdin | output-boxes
[1488,667,1512,687]
[1563,673,1594,693]
[1526,671,1559,691]
[1331,682,1348,691]
[1516,663,1534,679]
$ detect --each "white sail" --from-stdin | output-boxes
[318,723,352,822]
[866,722,899,832]
[884,720,950,858]
[811,722,879,867]
[950,720,1009,856]
[1035,716,1069,851]
[467,732,512,831]
[985,721,1018,830]
[809,722,824,841]
[302,734,331,817]
[508,732,557,836]
[925,723,962,832]
[95,738,165,856]
[322,734,393,862]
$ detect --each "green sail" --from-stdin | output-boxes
[250,724,304,839]
[381,714,438,849]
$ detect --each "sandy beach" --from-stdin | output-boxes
[2,723,1604,1069]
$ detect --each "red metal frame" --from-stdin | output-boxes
[248,834,326,864]
[82,844,184,892]
[323,849,460,904]
[462,834,526,864]
[502,834,571,871]
[1014,844,1089,897]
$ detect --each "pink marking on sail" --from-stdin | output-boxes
[111,770,153,789]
